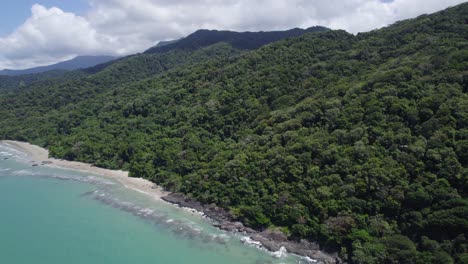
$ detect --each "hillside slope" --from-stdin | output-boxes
[0,56,116,76]
[144,26,329,54]
[0,3,467,264]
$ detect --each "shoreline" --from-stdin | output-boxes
[1,140,169,201]
[161,193,340,264]
[1,140,339,264]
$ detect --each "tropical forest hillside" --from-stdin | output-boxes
[0,3,467,264]
[0,55,116,76]
[144,26,329,53]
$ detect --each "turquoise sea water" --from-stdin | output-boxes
[0,143,311,264]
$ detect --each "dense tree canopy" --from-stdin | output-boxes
[0,3,467,263]
[144,26,329,54]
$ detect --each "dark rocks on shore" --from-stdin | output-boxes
[161,193,341,264]
[252,230,340,264]
[32,164,39,167]
[41,161,53,165]
[214,221,246,232]
[161,193,205,212]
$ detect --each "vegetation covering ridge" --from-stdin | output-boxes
[0,3,467,263]
[0,26,327,91]
[144,26,329,54]
[0,55,116,76]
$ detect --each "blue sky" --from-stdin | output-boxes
[0,0,88,36]
[0,0,465,70]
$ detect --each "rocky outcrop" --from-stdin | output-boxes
[161,193,204,212]
[161,193,342,264]
[251,229,339,264]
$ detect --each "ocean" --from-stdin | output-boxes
[0,142,311,264]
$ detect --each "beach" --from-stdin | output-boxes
[1,140,169,201]
[0,140,336,263]
[1,142,294,264]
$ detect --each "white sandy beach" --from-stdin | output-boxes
[1,140,169,200]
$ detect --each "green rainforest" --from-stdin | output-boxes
[0,3,467,263]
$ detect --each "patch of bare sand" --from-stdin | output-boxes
[1,140,168,200]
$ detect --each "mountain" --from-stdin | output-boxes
[84,27,327,75]
[144,26,329,53]
[0,70,88,92]
[0,55,116,76]
[0,3,467,263]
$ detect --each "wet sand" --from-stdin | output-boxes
[0,140,338,263]
[1,140,169,201]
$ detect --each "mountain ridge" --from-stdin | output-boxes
[0,55,116,76]
[83,27,328,75]
[0,3,467,263]
[144,26,330,54]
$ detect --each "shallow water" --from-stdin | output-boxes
[0,143,311,264]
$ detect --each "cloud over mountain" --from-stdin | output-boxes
[0,0,465,69]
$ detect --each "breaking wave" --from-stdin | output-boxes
[87,189,228,245]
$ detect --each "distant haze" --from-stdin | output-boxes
[0,56,115,76]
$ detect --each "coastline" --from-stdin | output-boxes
[162,193,340,264]
[1,140,340,264]
[1,140,169,201]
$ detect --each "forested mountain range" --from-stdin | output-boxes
[144,26,329,54]
[0,27,327,91]
[0,55,116,76]
[0,3,467,263]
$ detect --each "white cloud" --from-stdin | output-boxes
[0,4,118,69]
[0,0,465,70]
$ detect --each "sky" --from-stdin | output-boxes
[0,0,465,70]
